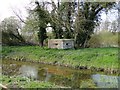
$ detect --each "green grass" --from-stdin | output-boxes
[2,46,119,69]
[0,75,59,88]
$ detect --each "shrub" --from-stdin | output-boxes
[88,31,119,48]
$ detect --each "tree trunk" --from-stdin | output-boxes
[38,27,47,47]
[39,40,44,47]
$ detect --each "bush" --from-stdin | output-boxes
[88,31,119,48]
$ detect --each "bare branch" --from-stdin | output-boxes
[11,8,26,24]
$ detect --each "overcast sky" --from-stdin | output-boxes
[0,0,30,21]
[0,0,118,22]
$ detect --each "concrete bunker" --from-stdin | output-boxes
[48,39,74,49]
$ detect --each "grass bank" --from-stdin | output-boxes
[0,74,97,88]
[0,75,61,88]
[2,46,119,73]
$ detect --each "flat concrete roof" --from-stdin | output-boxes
[49,39,74,41]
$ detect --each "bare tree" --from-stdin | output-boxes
[118,1,120,32]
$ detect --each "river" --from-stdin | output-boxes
[2,59,120,88]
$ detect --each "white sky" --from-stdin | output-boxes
[0,0,118,22]
[0,0,30,21]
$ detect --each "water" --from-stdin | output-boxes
[2,59,120,88]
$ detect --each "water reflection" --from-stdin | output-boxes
[19,65,38,79]
[44,70,52,82]
[2,59,120,88]
[0,64,1,76]
[92,74,120,88]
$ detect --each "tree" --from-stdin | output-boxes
[49,0,63,39]
[21,14,39,45]
[21,1,52,46]
[0,16,25,45]
[50,0,77,39]
[21,0,114,48]
[59,2,75,38]
[117,1,120,32]
[49,1,114,48]
[110,20,118,32]
[74,5,86,48]
[33,1,50,47]
[0,16,20,34]
[74,2,114,48]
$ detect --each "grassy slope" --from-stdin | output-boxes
[0,75,60,88]
[2,46,119,69]
[0,75,96,88]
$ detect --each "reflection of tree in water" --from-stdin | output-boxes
[2,60,39,80]
[70,72,91,88]
[38,68,47,81]
[42,71,91,88]
[19,65,38,79]
[3,60,119,88]
[0,64,2,76]
[2,63,21,76]
[38,68,52,82]
[37,67,92,88]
